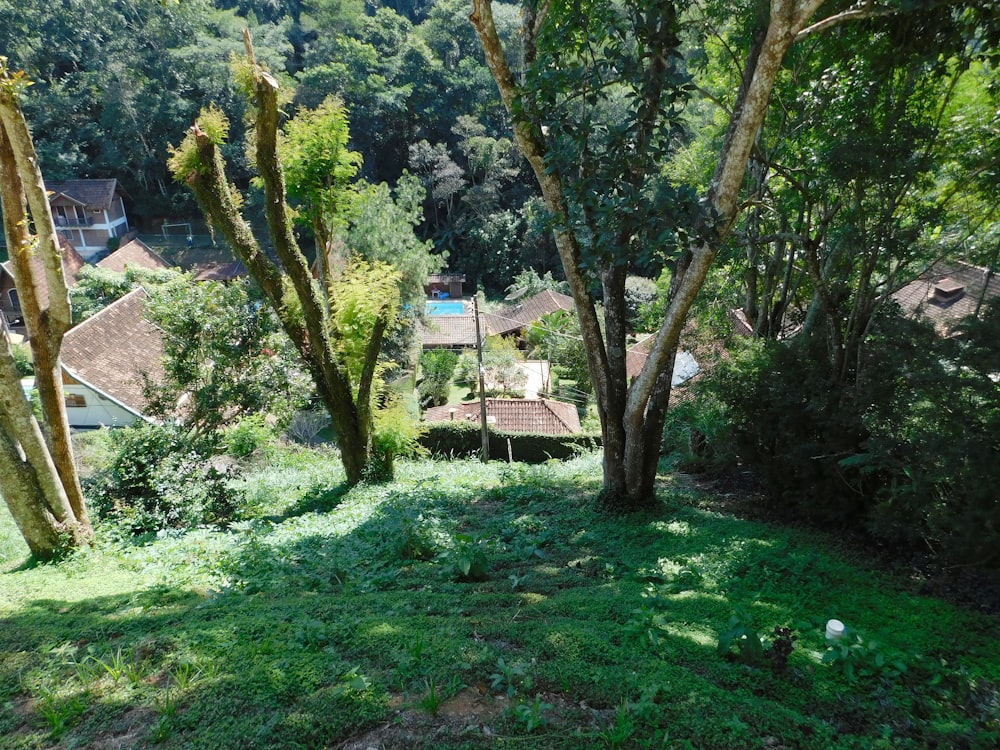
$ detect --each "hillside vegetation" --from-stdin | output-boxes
[2,448,997,749]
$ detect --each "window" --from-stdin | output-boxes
[65,393,86,408]
[7,289,19,311]
[74,206,87,223]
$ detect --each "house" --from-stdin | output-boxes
[1,238,87,334]
[892,260,1000,335]
[48,179,131,260]
[624,334,701,386]
[483,289,576,337]
[424,397,581,435]
[96,238,171,274]
[59,288,165,428]
[419,313,485,349]
[425,273,465,299]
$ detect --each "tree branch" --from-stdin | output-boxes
[795,1,897,41]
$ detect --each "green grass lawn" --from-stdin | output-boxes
[1,448,998,748]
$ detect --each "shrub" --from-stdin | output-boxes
[710,306,1000,568]
[223,414,276,458]
[420,420,600,462]
[367,397,428,482]
[86,423,245,536]
[661,388,736,472]
[418,349,459,408]
[11,343,32,376]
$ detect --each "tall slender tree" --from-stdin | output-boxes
[0,60,92,559]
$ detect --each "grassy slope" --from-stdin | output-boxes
[1,449,997,749]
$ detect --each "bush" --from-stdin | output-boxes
[11,343,32,376]
[86,424,245,536]
[420,420,600,462]
[710,307,1000,567]
[418,349,459,408]
[661,388,736,472]
[223,414,276,458]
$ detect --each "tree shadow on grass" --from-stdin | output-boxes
[2,469,998,749]
[267,481,352,522]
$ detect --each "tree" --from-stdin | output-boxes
[282,94,362,280]
[142,276,307,440]
[726,6,991,383]
[169,34,406,484]
[0,61,92,559]
[70,264,178,324]
[471,0,955,509]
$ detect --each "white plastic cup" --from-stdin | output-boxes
[825,618,846,640]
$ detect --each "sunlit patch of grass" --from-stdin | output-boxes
[0,446,997,748]
[0,501,29,571]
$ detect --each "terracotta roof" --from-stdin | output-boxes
[1,237,86,310]
[420,313,482,348]
[97,238,171,273]
[46,179,121,211]
[61,288,164,418]
[192,260,248,282]
[485,289,576,336]
[424,397,581,434]
[624,336,700,385]
[892,260,1000,334]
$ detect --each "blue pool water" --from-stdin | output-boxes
[427,300,466,315]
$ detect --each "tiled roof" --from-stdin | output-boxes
[424,397,581,434]
[427,273,466,284]
[97,238,171,273]
[61,288,164,418]
[485,289,576,336]
[624,336,700,385]
[420,313,482,348]
[191,260,248,282]
[46,179,121,211]
[1,237,86,310]
[892,260,1000,335]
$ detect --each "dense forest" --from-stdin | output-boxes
[0,0,558,294]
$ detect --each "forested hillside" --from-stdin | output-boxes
[0,0,557,293]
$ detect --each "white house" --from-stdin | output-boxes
[59,288,164,428]
[48,179,131,261]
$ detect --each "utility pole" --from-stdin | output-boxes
[473,292,489,463]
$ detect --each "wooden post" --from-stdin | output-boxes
[473,292,489,463]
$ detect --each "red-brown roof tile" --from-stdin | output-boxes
[424,397,581,434]
[1,237,86,312]
[191,260,248,282]
[97,238,171,273]
[419,313,482,348]
[46,179,122,211]
[61,288,164,418]
[485,289,576,336]
[892,260,1000,335]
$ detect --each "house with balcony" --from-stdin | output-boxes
[48,179,131,260]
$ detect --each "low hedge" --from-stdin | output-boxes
[420,420,601,462]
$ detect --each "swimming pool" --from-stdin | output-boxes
[427,300,466,315]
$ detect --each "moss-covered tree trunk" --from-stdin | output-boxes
[0,62,93,559]
[171,34,388,485]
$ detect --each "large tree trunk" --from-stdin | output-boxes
[472,0,827,510]
[0,65,93,558]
